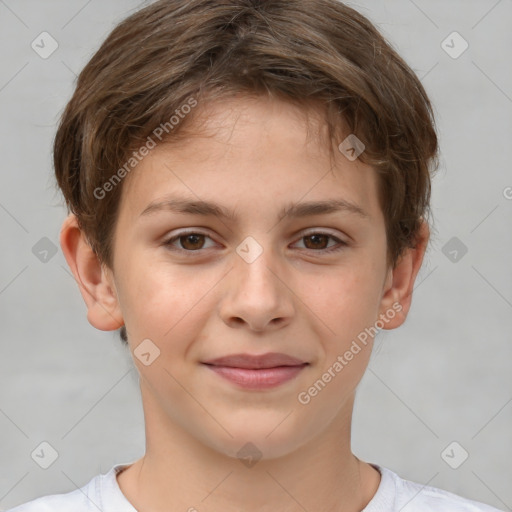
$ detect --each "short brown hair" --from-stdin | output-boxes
[53,0,438,344]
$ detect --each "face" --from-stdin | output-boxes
[105,95,396,460]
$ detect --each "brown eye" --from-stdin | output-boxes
[303,234,330,250]
[178,234,206,250]
[293,232,348,254]
[164,231,215,253]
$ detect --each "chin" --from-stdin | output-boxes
[202,419,311,463]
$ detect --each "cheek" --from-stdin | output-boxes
[113,260,173,334]
[296,272,380,416]
[311,262,385,338]
[118,261,216,348]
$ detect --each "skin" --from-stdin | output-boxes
[60,94,428,512]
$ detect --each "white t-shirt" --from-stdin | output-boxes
[5,461,504,512]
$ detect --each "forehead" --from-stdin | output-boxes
[119,95,382,223]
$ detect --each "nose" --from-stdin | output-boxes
[218,244,295,332]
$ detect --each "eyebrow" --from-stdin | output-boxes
[139,196,370,222]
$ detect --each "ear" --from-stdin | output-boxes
[59,213,124,331]
[378,220,429,329]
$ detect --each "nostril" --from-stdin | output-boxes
[232,317,245,327]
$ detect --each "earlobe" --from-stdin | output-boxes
[379,220,430,330]
[59,213,124,331]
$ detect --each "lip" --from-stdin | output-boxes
[202,352,309,390]
[203,352,307,369]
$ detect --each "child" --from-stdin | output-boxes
[7,0,504,510]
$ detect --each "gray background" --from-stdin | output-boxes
[0,0,511,510]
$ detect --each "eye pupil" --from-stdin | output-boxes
[305,234,328,249]
[181,234,204,250]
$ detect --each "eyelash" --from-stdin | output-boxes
[163,230,348,256]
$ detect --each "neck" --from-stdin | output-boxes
[116,381,381,512]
